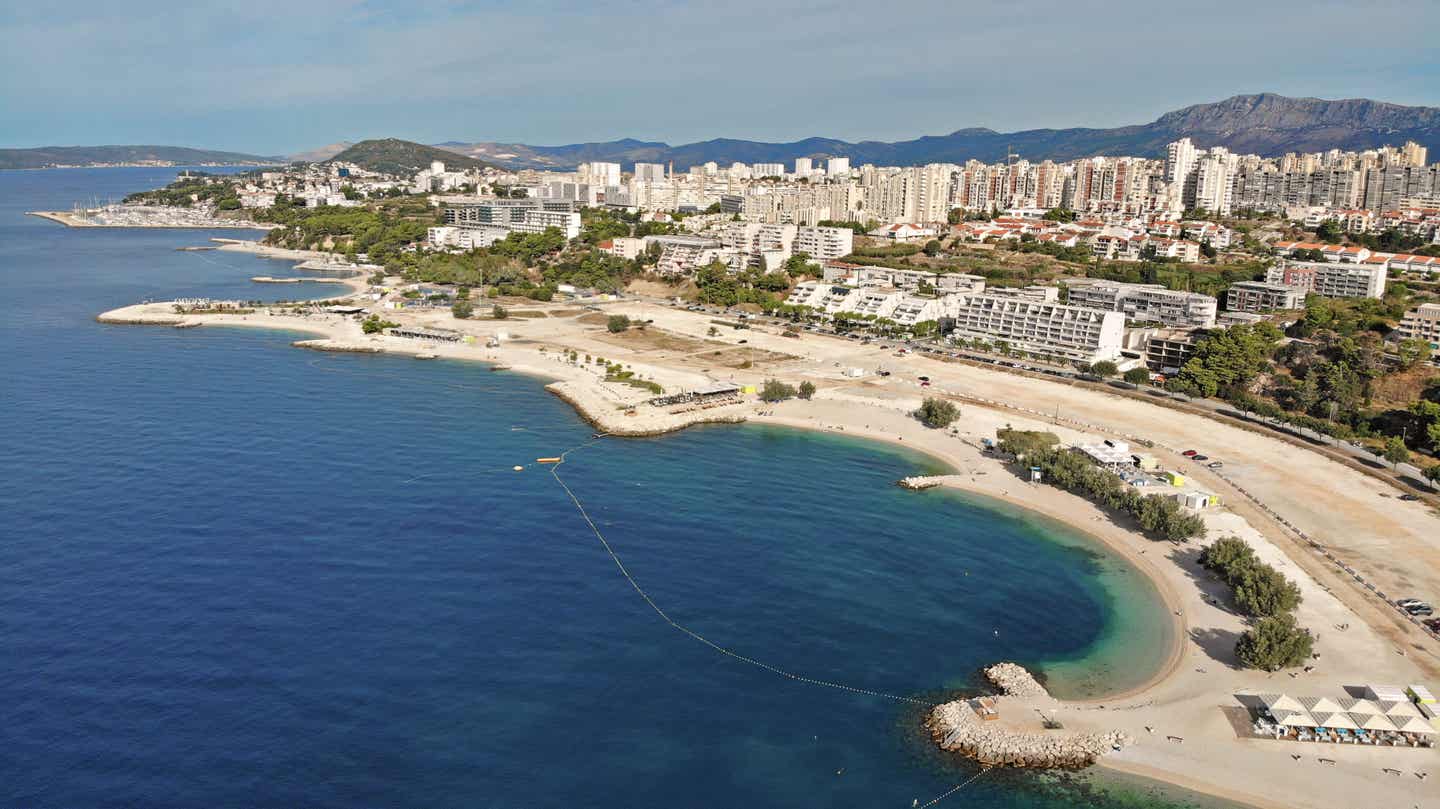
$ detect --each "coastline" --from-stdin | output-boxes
[26,209,271,229]
[748,411,1188,704]
[92,298,1440,809]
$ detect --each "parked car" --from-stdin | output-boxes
[1404,602,1434,616]
[1399,494,1421,501]
[918,376,930,382]
[1207,461,1223,469]
[1182,449,1198,457]
[1424,617,1440,631]
[1398,598,1426,608]
[1193,454,1209,461]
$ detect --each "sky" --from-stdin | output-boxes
[3,0,1438,156]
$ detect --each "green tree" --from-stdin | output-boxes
[922,239,943,257]
[1234,565,1304,618]
[1235,614,1314,671]
[1090,360,1119,378]
[1199,536,1256,581]
[1396,338,1432,370]
[451,299,474,319]
[1123,367,1151,385]
[914,397,959,428]
[1314,219,1343,243]
[492,304,508,319]
[1041,207,1077,223]
[361,315,397,334]
[607,314,631,333]
[798,380,816,400]
[1426,464,1440,490]
[1381,435,1410,469]
[760,379,797,402]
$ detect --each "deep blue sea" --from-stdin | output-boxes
[1,168,1234,808]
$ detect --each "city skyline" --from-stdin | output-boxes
[3,0,1438,154]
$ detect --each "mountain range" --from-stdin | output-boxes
[433,94,1440,171]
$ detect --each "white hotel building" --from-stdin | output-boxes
[440,199,581,246]
[948,295,1125,363]
[1066,280,1218,328]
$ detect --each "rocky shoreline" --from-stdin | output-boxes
[927,663,1131,769]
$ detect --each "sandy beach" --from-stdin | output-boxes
[95,294,1440,809]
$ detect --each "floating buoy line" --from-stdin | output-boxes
[546,438,994,806]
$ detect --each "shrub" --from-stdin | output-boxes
[607,314,631,333]
[492,304,508,319]
[798,381,816,400]
[915,397,959,428]
[451,299,474,319]
[1236,614,1314,671]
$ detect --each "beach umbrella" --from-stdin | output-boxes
[1312,712,1358,730]
[1274,709,1316,728]
[1299,696,1344,714]
[1339,697,1381,715]
[1382,700,1423,718]
[1393,715,1435,734]
[1350,713,1397,732]
[1259,694,1304,713]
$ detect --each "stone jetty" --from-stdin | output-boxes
[897,475,944,490]
[927,662,1131,769]
[984,662,1050,698]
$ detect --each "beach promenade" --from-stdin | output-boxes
[95,294,1440,809]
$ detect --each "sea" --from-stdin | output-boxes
[0,167,1241,808]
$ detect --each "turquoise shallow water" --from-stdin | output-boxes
[1,167,1235,808]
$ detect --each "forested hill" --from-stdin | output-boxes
[325,139,495,174]
[0,145,280,170]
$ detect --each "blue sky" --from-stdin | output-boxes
[3,0,1437,156]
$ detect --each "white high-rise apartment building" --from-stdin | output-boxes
[791,226,854,260]
[634,163,666,182]
[794,157,813,175]
[752,163,785,178]
[1191,150,1236,214]
[827,157,851,176]
[580,162,621,187]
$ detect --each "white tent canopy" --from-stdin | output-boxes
[1259,693,1305,713]
[1393,715,1436,734]
[1382,700,1423,718]
[1273,709,1317,727]
[1300,696,1345,715]
[1340,697,1381,715]
[1350,712,1398,732]
[1312,712,1359,730]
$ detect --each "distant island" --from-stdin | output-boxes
[0,145,282,171]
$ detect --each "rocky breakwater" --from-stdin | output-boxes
[927,663,1132,769]
[546,380,747,437]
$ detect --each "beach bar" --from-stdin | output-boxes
[1250,689,1439,746]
